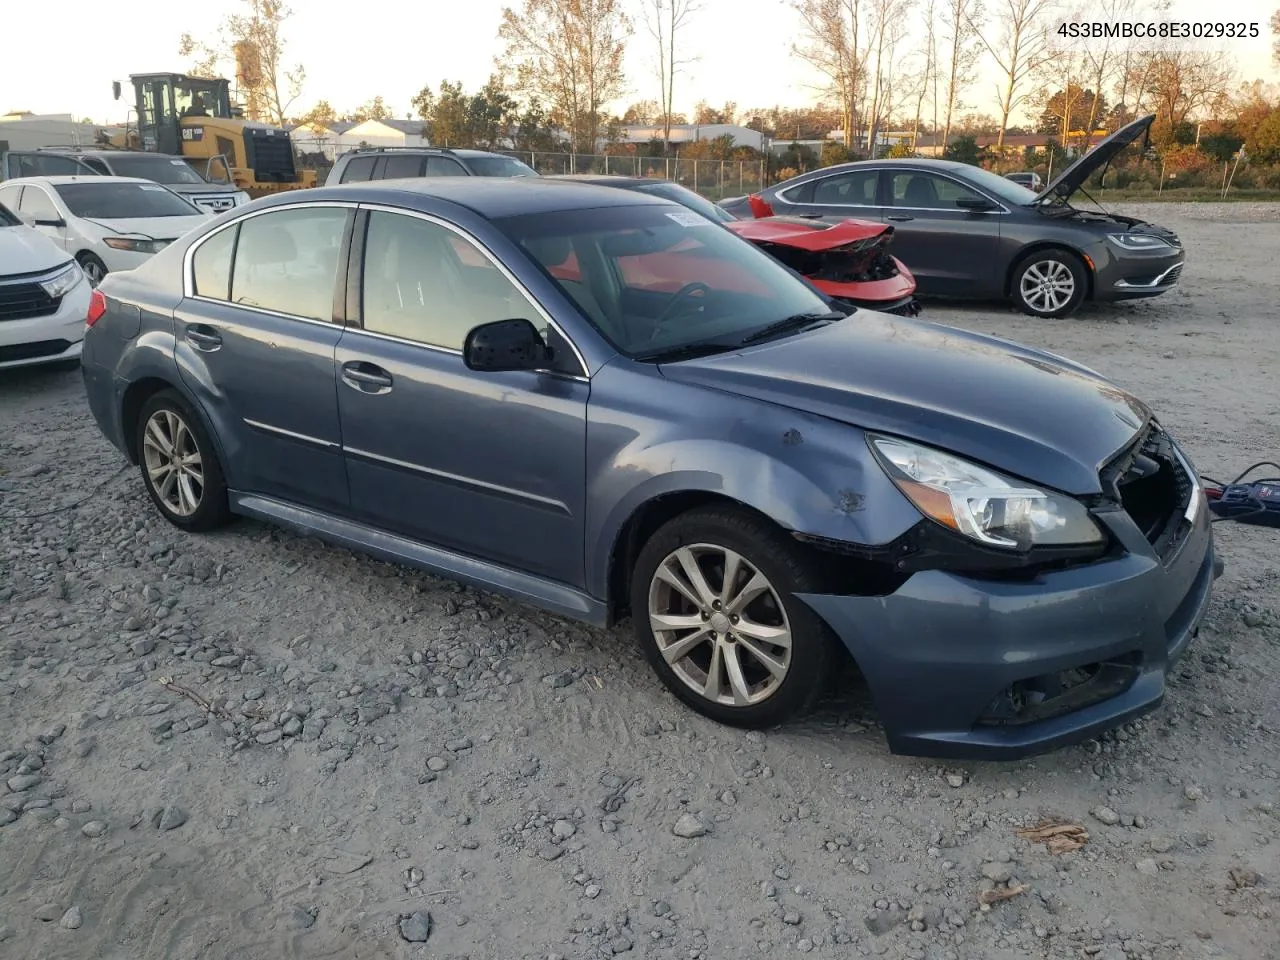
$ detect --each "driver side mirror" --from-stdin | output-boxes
[956,197,997,212]
[463,318,551,372]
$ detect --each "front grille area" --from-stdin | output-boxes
[192,194,238,213]
[1103,423,1195,561]
[0,278,60,322]
[245,130,298,183]
[0,339,70,363]
[1160,263,1183,285]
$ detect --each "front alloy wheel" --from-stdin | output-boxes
[1012,249,1086,318]
[648,544,793,707]
[630,506,844,728]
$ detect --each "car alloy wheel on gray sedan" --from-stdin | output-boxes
[136,390,232,532]
[631,506,843,727]
[1012,248,1087,318]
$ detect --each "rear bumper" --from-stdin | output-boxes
[797,495,1219,759]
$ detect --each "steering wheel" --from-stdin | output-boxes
[649,282,712,340]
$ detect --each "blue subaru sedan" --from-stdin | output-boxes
[79,177,1221,759]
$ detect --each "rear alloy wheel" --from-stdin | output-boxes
[136,390,232,532]
[631,507,843,727]
[1012,248,1087,318]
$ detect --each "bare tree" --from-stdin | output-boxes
[179,0,305,126]
[909,0,939,149]
[972,0,1053,149]
[642,0,702,154]
[791,0,866,150]
[496,0,632,153]
[939,0,985,151]
[864,0,913,157]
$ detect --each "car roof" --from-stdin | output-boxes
[550,174,652,186]
[339,147,510,159]
[1,175,155,186]
[298,177,667,219]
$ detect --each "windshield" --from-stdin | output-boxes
[496,204,833,358]
[466,155,539,177]
[102,154,209,185]
[54,182,202,220]
[632,180,736,222]
[954,164,1040,204]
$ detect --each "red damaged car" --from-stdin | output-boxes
[552,175,921,316]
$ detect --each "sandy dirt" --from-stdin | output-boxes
[1,202,1278,960]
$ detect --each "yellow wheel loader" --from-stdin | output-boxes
[108,72,316,199]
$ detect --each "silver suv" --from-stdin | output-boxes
[324,147,539,185]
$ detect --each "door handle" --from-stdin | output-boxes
[185,325,222,351]
[887,215,914,222]
[341,361,393,393]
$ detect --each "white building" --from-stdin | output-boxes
[289,118,427,161]
[618,123,765,152]
[0,113,120,152]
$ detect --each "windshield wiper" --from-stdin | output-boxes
[739,311,844,346]
[633,340,741,363]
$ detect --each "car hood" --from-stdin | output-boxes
[1034,113,1155,204]
[725,216,889,250]
[659,313,1151,495]
[82,214,211,241]
[0,224,72,276]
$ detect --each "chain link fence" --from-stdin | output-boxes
[290,140,766,200]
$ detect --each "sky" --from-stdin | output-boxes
[2,0,1276,126]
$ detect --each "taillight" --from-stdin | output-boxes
[86,289,107,327]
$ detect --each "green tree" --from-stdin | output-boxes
[1248,107,1280,163]
[820,140,852,166]
[942,134,983,164]
[347,96,392,122]
[497,0,632,153]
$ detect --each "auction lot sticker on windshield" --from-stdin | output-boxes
[666,210,711,227]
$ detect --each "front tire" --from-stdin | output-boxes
[77,252,107,287]
[630,506,844,728]
[1011,248,1087,318]
[135,390,232,532]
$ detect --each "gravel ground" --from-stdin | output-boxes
[2,202,1278,960]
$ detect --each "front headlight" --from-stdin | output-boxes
[103,237,170,254]
[1107,232,1173,252]
[39,262,84,298]
[234,191,251,206]
[869,435,1105,550]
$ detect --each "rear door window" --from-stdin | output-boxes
[382,155,425,178]
[811,169,880,206]
[339,155,377,183]
[229,206,349,320]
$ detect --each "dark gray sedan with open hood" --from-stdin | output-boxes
[721,115,1182,318]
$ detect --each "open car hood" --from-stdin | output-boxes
[1034,113,1155,204]
[725,216,889,250]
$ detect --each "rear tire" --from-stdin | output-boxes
[135,389,232,532]
[1011,248,1087,318]
[630,506,845,728]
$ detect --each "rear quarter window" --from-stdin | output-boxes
[192,224,238,299]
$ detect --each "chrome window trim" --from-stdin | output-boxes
[780,167,1012,215]
[356,202,591,380]
[180,198,591,381]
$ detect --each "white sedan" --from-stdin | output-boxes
[0,200,91,370]
[0,175,212,286]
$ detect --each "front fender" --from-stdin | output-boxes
[583,365,924,599]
